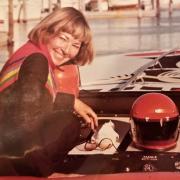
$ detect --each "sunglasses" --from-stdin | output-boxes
[84,138,116,151]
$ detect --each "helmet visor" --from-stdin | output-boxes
[132,117,179,143]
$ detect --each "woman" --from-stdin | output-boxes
[0,7,98,176]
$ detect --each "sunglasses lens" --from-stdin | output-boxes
[98,138,113,150]
[84,140,97,151]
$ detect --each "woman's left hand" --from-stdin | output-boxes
[74,98,98,131]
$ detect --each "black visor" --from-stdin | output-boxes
[132,117,179,143]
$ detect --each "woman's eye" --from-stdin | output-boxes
[73,44,81,49]
[59,36,67,41]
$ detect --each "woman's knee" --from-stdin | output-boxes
[40,111,81,144]
[64,113,81,139]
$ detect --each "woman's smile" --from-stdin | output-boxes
[54,48,64,58]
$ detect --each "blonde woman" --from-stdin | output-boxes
[0,7,98,176]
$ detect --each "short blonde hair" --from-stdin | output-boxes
[28,7,94,65]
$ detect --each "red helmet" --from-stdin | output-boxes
[130,93,179,151]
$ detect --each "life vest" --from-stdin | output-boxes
[0,41,79,100]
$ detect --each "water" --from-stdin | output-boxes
[89,10,180,55]
[1,10,180,68]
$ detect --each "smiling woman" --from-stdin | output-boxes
[0,7,98,176]
[28,7,94,65]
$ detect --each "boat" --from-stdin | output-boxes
[79,48,180,115]
[53,48,180,179]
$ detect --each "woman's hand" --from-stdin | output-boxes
[74,98,98,131]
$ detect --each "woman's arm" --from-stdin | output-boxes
[74,98,98,131]
[16,53,53,124]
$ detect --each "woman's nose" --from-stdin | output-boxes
[63,42,71,55]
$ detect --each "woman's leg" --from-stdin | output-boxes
[21,111,81,176]
[40,111,81,158]
[0,111,81,177]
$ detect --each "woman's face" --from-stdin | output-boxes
[47,32,82,66]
